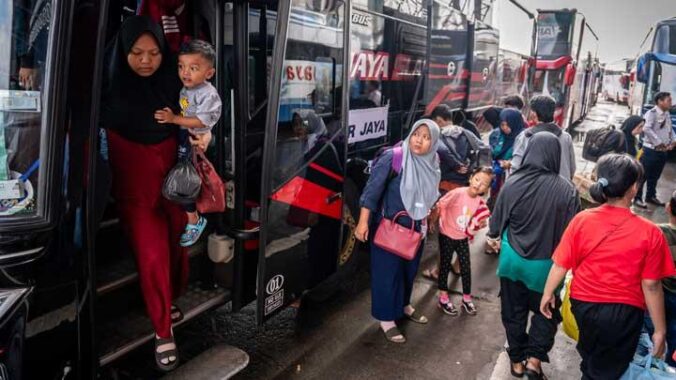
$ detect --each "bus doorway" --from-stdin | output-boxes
[256,1,349,323]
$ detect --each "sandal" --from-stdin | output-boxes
[180,216,207,247]
[155,335,179,372]
[525,368,547,380]
[171,305,184,324]
[510,361,525,378]
[404,308,428,324]
[422,268,439,281]
[382,326,406,343]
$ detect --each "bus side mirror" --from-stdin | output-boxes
[564,63,576,86]
[636,54,650,84]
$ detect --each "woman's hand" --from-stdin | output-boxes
[456,165,469,174]
[190,131,212,152]
[652,331,666,358]
[154,107,176,124]
[499,160,511,169]
[539,292,557,319]
[354,221,369,242]
[486,237,500,253]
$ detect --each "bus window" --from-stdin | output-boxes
[536,12,574,59]
[533,68,566,106]
[248,6,276,115]
[654,24,676,55]
[272,2,345,191]
[0,1,52,218]
[647,61,676,106]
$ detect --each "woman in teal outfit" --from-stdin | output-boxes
[486,133,579,379]
[488,108,525,209]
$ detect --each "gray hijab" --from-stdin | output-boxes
[400,119,442,220]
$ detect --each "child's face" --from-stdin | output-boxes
[178,53,215,88]
[500,121,512,135]
[468,172,492,197]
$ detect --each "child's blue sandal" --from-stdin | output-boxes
[180,216,207,247]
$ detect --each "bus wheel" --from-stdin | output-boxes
[338,204,357,267]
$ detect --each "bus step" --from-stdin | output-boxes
[162,344,249,380]
[98,283,230,366]
[96,241,205,296]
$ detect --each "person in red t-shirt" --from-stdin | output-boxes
[540,154,676,379]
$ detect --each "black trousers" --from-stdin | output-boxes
[438,234,471,294]
[500,278,561,363]
[571,299,643,380]
[638,147,668,200]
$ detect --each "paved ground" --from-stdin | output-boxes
[110,100,676,379]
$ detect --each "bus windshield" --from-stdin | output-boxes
[533,68,566,106]
[0,1,52,218]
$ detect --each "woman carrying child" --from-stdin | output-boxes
[432,167,493,316]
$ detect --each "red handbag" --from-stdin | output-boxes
[373,211,423,261]
[193,149,226,214]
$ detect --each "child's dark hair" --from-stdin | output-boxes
[179,39,216,66]
[589,154,644,204]
[471,166,494,177]
[670,190,676,216]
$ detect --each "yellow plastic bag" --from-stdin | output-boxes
[636,148,644,161]
[561,278,579,341]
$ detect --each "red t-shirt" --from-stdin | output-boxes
[553,204,676,309]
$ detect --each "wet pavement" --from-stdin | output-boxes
[109,100,676,379]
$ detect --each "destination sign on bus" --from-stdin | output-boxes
[348,106,389,144]
[536,12,574,59]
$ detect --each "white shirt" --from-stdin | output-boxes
[642,106,673,149]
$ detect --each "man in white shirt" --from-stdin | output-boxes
[635,92,674,208]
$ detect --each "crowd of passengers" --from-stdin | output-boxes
[355,91,676,379]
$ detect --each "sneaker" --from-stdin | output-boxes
[180,216,207,247]
[633,199,648,209]
[438,300,459,316]
[462,300,477,316]
[647,197,665,207]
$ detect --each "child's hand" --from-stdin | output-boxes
[479,219,488,229]
[154,107,175,124]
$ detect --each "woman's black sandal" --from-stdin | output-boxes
[510,361,525,378]
[404,308,429,324]
[155,335,179,372]
[525,368,547,380]
[382,326,406,343]
[171,305,184,324]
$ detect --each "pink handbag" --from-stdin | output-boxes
[373,211,423,261]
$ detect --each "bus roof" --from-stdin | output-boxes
[536,8,578,14]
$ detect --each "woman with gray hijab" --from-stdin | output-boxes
[355,119,441,343]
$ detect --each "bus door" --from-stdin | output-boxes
[256,0,348,323]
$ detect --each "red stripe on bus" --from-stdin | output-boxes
[536,56,572,70]
[271,177,342,220]
[309,163,343,182]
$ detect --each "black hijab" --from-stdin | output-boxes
[620,116,644,157]
[101,16,182,144]
[483,107,503,129]
[488,133,579,260]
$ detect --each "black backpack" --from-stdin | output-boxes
[440,130,492,171]
[582,125,625,162]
